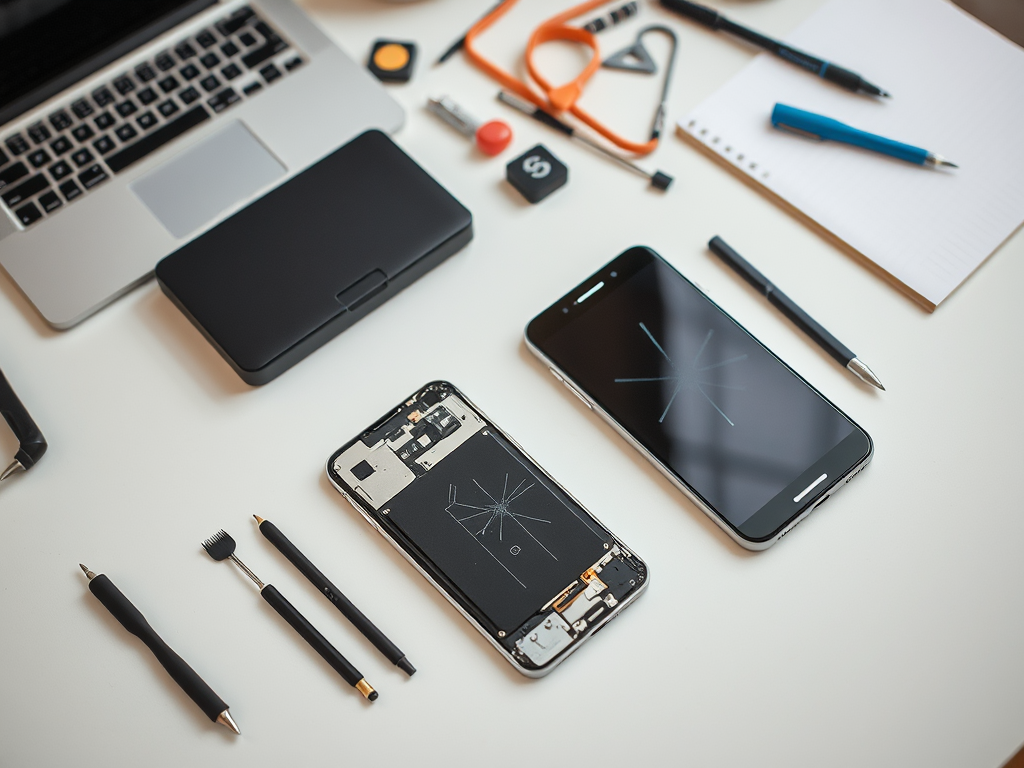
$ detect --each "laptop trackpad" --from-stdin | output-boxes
[130,121,286,239]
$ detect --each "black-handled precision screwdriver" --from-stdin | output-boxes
[255,516,415,676]
[79,565,239,734]
[201,530,378,701]
[0,367,47,483]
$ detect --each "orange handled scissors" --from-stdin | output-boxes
[463,0,675,156]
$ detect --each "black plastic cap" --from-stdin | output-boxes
[506,144,568,204]
[650,171,673,190]
[368,690,379,701]
[397,657,416,676]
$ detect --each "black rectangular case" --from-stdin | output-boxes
[155,130,472,384]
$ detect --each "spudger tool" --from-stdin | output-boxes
[496,90,673,190]
[254,516,416,676]
[201,530,378,701]
[0,367,47,483]
[79,564,240,734]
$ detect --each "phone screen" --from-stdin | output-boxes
[527,247,870,541]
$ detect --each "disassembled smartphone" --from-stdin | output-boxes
[526,246,873,551]
[327,381,648,677]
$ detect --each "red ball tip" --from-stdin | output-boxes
[475,120,513,156]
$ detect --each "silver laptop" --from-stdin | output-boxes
[0,0,404,329]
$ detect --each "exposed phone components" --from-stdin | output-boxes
[327,381,648,677]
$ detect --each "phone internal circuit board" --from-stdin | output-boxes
[331,383,647,672]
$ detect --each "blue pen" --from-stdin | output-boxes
[771,104,958,168]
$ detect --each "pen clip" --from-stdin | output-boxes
[774,122,824,142]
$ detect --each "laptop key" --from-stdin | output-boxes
[241,38,287,70]
[242,82,262,96]
[14,202,43,227]
[238,32,257,47]
[196,30,217,49]
[180,64,201,81]
[59,179,82,201]
[0,162,29,189]
[72,124,95,142]
[136,63,157,82]
[6,134,30,156]
[157,100,179,118]
[78,165,108,190]
[93,87,115,107]
[38,190,62,213]
[179,87,200,105]
[49,110,73,131]
[28,123,52,144]
[260,64,281,84]
[138,87,158,105]
[221,41,239,58]
[155,52,176,71]
[116,124,138,141]
[71,99,94,118]
[200,75,220,93]
[93,136,116,155]
[200,53,220,69]
[2,174,48,207]
[137,112,158,130]
[49,160,73,180]
[221,63,242,81]
[284,57,303,72]
[158,75,180,93]
[175,42,197,60]
[50,136,73,155]
[207,88,240,113]
[71,148,94,167]
[113,75,135,95]
[216,6,254,36]
[27,149,51,168]
[116,101,138,118]
[94,112,116,130]
[106,105,210,174]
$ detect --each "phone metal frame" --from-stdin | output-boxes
[326,382,650,677]
[524,248,873,551]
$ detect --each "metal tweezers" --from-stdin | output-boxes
[0,367,46,482]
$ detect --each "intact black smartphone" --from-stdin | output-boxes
[525,246,873,550]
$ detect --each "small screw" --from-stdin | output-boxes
[497,630,505,638]
[603,543,610,549]
[382,509,390,515]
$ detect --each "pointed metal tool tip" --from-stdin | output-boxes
[943,161,959,168]
[79,563,89,573]
[79,564,96,580]
[847,358,885,391]
[253,515,265,525]
[217,710,241,735]
[879,90,892,98]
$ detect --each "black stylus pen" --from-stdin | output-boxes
[79,565,239,734]
[708,237,884,390]
[254,516,416,676]
[660,0,889,98]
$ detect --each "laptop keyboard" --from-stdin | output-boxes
[0,5,304,229]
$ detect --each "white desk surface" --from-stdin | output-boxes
[2,1,1022,766]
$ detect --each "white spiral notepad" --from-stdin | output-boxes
[677,0,1024,309]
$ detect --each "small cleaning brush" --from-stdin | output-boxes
[201,530,378,701]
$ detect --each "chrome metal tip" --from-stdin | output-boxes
[79,564,96,580]
[0,459,24,482]
[216,710,240,735]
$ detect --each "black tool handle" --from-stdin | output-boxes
[662,0,822,67]
[258,520,413,673]
[88,574,227,721]
[0,368,47,469]
[709,237,855,366]
[260,584,363,687]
